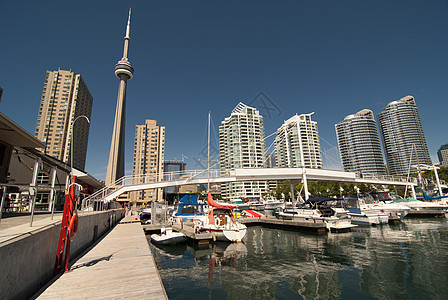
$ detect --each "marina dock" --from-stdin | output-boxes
[34,215,167,300]
[240,217,327,232]
[172,223,213,241]
[143,223,213,241]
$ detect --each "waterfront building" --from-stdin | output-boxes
[377,95,432,175]
[438,143,448,167]
[275,113,323,169]
[266,153,276,168]
[163,160,186,196]
[106,9,134,185]
[219,102,268,199]
[131,119,165,202]
[335,109,386,175]
[34,69,92,171]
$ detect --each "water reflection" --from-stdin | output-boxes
[149,218,448,300]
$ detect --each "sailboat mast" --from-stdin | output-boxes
[207,111,211,192]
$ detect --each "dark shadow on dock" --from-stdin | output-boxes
[70,254,113,270]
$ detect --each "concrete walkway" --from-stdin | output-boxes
[34,215,167,299]
[0,213,63,245]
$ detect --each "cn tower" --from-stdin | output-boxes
[105,8,134,185]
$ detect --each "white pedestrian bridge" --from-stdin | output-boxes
[82,168,421,208]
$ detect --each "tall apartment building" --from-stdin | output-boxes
[377,95,432,176]
[275,113,323,169]
[335,109,386,175]
[438,144,448,167]
[131,119,165,202]
[219,102,268,199]
[35,69,93,171]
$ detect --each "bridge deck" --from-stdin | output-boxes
[35,215,167,300]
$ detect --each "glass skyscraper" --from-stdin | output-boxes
[335,109,386,175]
[377,96,431,176]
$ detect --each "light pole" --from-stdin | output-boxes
[70,115,90,179]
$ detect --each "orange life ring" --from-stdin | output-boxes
[68,214,79,238]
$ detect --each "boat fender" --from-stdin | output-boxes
[68,213,79,238]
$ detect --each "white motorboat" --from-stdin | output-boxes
[347,208,389,225]
[247,201,264,211]
[263,198,286,210]
[276,198,357,231]
[151,227,187,245]
[360,193,411,222]
[278,208,357,231]
[341,197,389,225]
[392,196,448,216]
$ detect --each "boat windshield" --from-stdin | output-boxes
[369,192,392,202]
[178,204,204,215]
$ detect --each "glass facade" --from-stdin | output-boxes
[335,109,386,175]
[377,96,432,175]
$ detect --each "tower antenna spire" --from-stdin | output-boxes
[122,7,132,60]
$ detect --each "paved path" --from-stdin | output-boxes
[0,213,63,245]
[35,216,167,299]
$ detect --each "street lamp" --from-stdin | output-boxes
[70,115,90,179]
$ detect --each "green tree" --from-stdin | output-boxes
[272,180,380,199]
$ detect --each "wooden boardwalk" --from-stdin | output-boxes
[35,215,167,300]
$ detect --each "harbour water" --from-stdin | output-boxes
[148,218,448,299]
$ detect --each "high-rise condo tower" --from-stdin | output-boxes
[275,113,323,169]
[219,102,268,199]
[35,69,92,171]
[335,109,386,175]
[131,120,165,202]
[377,96,431,175]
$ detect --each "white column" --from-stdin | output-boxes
[29,158,41,227]
[433,165,443,196]
[49,167,57,219]
[0,186,7,222]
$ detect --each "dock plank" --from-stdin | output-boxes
[35,216,167,300]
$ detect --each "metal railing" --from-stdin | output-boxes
[82,169,223,210]
[354,172,419,184]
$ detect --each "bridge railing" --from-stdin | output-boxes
[82,169,223,210]
[354,172,418,184]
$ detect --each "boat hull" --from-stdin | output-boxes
[210,228,247,242]
[278,211,356,231]
[348,213,389,225]
[151,232,187,245]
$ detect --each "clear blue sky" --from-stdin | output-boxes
[1,0,447,180]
